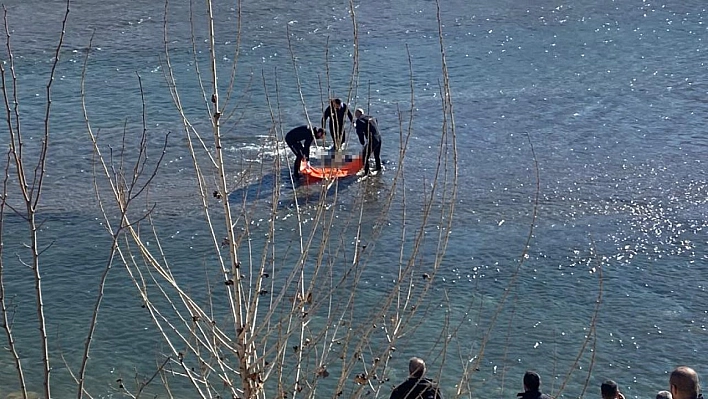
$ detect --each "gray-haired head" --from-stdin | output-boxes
[355,108,365,118]
[657,390,673,399]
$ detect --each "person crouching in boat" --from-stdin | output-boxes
[285,125,325,178]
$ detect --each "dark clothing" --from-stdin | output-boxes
[285,125,318,175]
[390,377,443,399]
[322,102,353,150]
[355,115,382,173]
[517,390,552,399]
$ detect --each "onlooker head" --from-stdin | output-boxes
[601,380,625,399]
[601,380,619,399]
[355,108,365,118]
[524,371,542,392]
[390,356,441,399]
[518,371,552,399]
[670,366,700,399]
[657,390,673,399]
[409,357,426,379]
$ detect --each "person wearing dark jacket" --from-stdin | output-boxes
[285,125,324,177]
[321,98,353,151]
[390,357,443,399]
[517,371,552,399]
[354,108,382,176]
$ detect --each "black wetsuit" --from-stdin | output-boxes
[285,125,318,176]
[355,115,382,174]
[390,377,443,399]
[322,102,353,150]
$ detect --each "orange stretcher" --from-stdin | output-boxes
[300,157,363,180]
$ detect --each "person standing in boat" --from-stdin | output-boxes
[354,108,382,177]
[321,98,353,151]
[285,125,324,178]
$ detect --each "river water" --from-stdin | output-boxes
[0,0,706,398]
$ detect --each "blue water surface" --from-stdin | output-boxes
[0,0,706,398]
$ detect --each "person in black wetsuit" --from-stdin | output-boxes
[321,98,353,151]
[285,125,324,178]
[517,371,552,399]
[390,357,443,399]
[354,108,382,176]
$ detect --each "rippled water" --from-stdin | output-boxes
[1,0,707,397]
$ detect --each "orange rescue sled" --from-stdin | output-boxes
[300,157,363,180]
